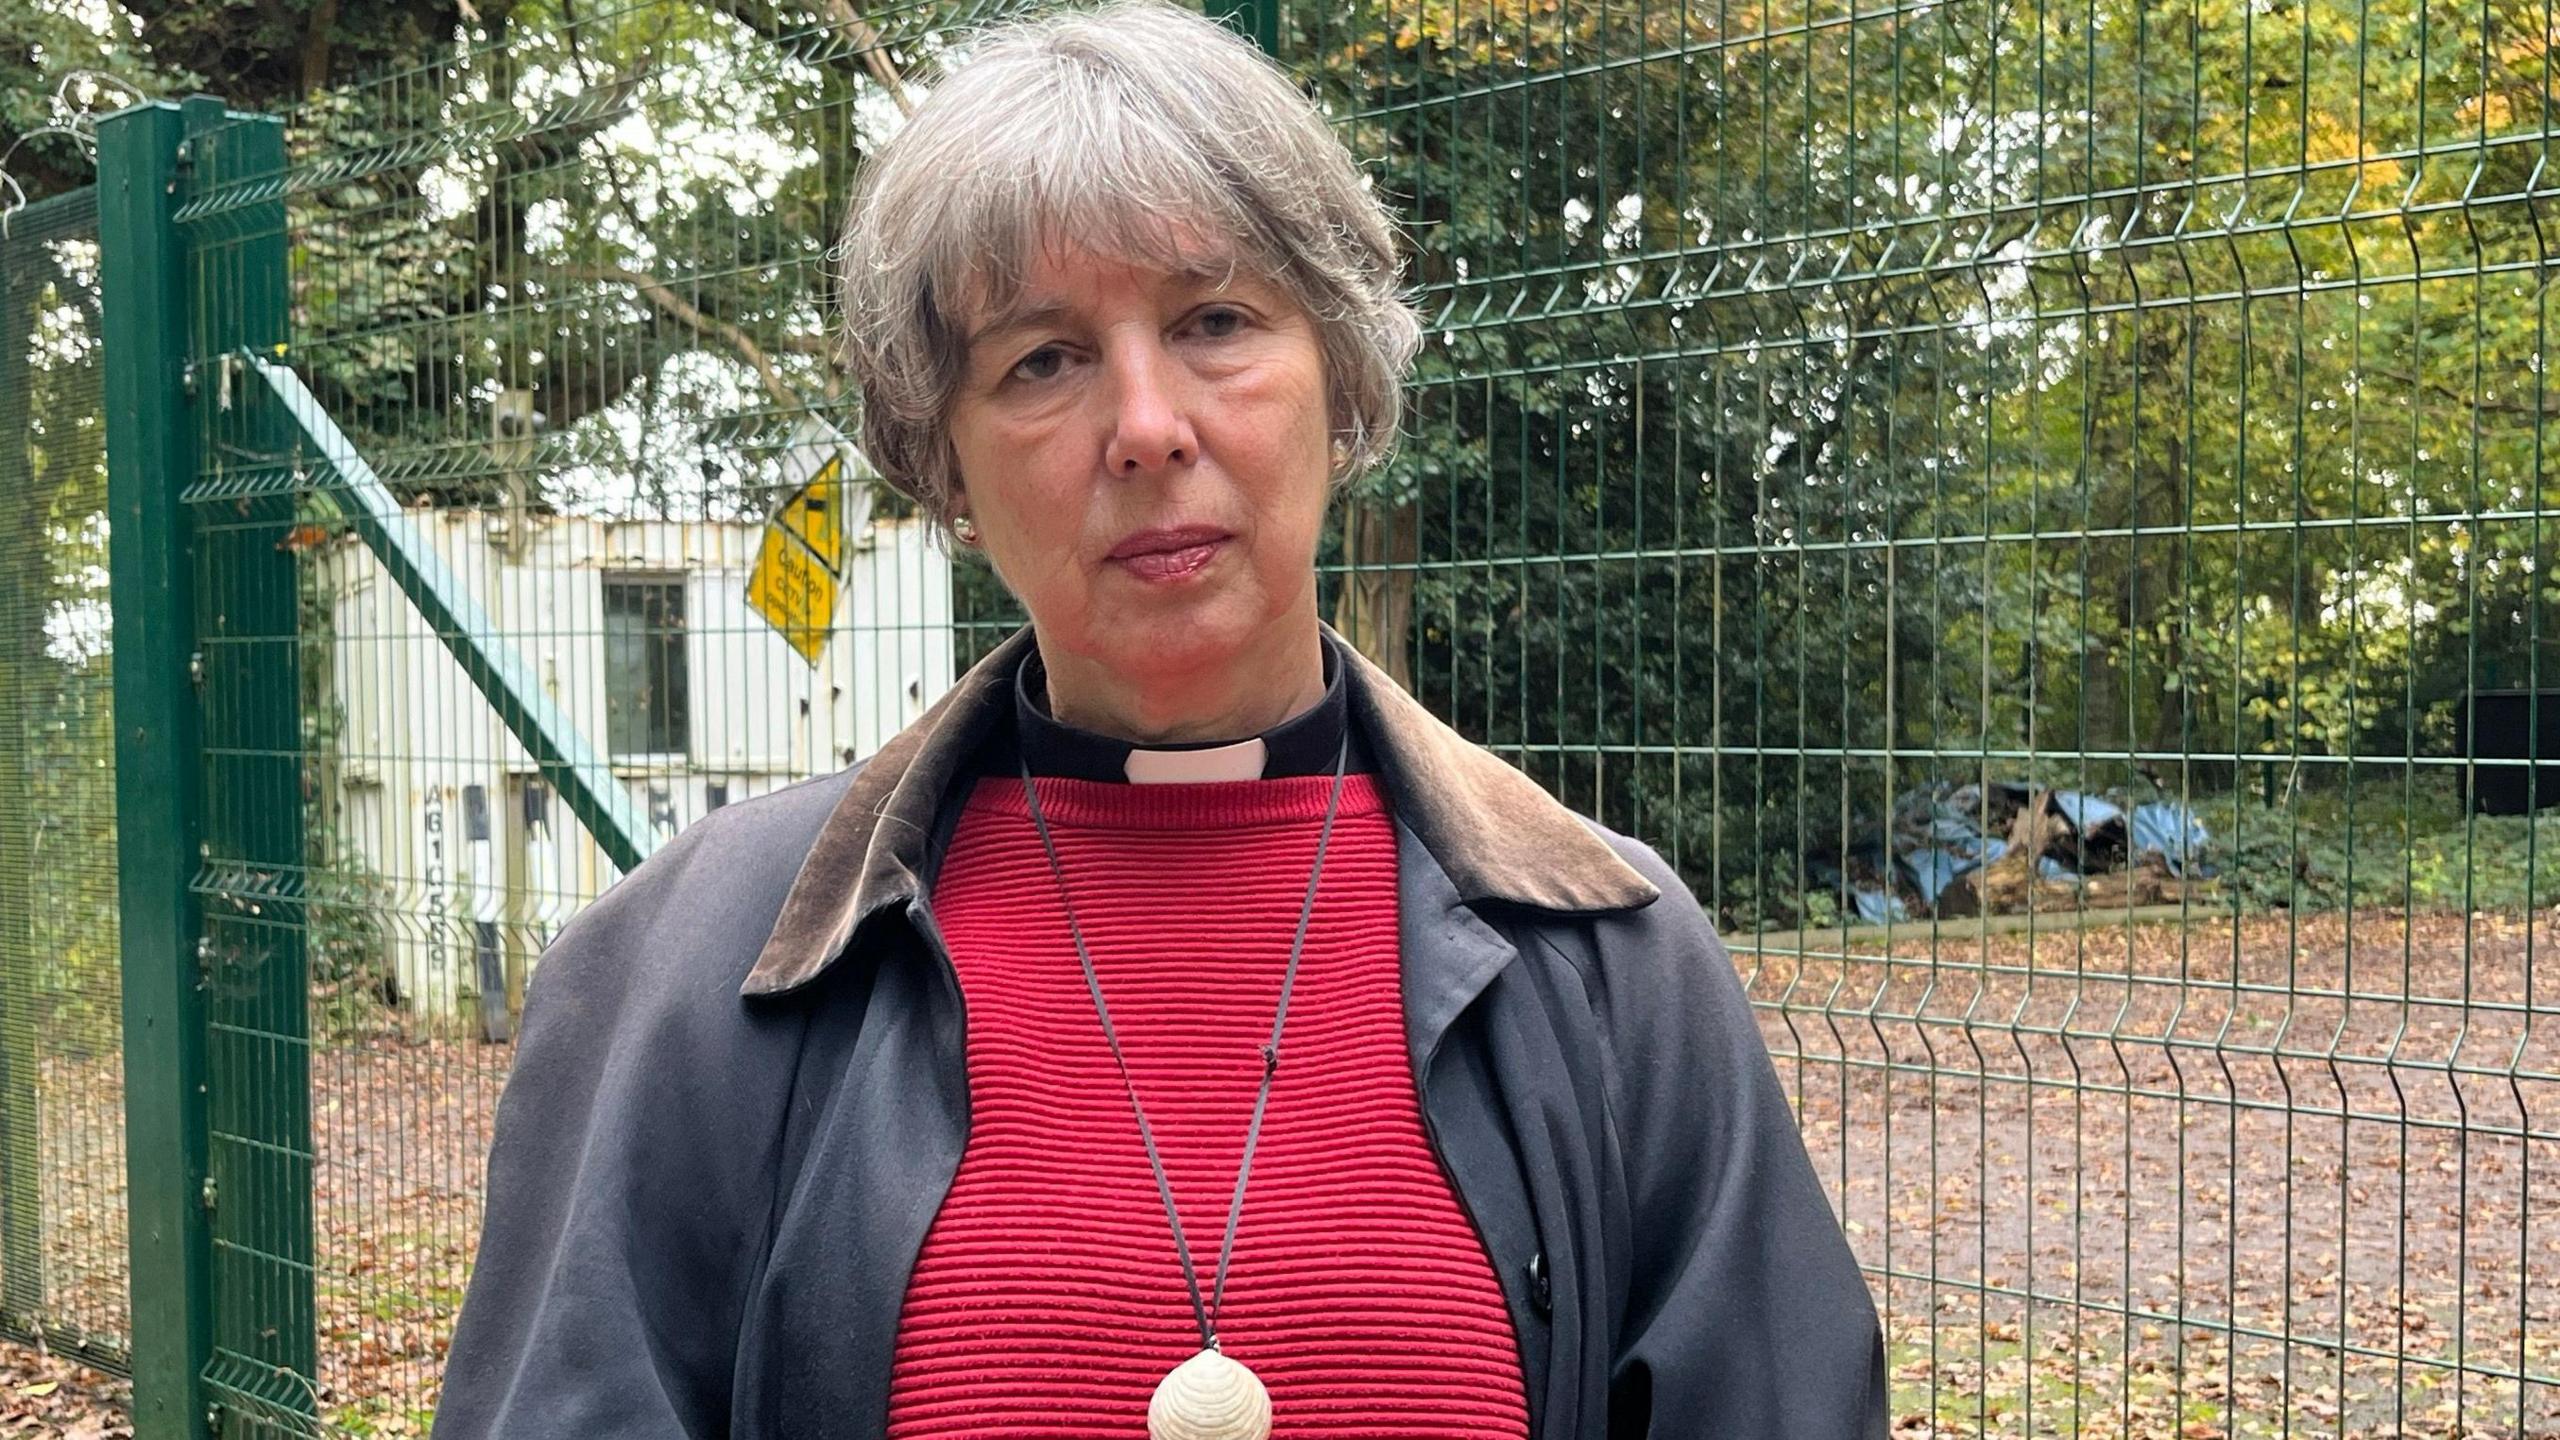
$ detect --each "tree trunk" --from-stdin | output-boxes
[1332,501,1418,691]
[300,0,342,91]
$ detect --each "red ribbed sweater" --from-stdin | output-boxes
[881,772,1531,1439]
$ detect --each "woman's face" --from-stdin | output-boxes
[945,238,1332,717]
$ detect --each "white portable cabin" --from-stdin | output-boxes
[309,508,954,1029]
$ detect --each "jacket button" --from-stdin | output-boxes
[1526,1252,1552,1317]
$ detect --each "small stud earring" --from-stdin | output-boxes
[953,515,979,545]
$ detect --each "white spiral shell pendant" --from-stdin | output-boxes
[1147,1346,1272,1440]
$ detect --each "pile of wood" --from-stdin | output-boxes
[1932,786,2215,918]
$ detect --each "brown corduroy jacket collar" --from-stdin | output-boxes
[742,619,1659,998]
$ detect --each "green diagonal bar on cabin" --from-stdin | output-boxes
[244,353,656,876]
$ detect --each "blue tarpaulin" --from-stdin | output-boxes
[1810,780,2217,920]
[2130,802,2211,874]
[2051,791,2125,833]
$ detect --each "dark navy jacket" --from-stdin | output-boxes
[430,622,1887,1439]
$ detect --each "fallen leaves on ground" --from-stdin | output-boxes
[18,904,2560,1436]
[0,1337,127,1437]
[1760,905,2560,1437]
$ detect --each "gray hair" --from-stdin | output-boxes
[833,0,1422,542]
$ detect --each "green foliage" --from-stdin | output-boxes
[271,0,902,513]
[2203,768,2560,914]
[0,4,173,203]
[34,0,2556,929]
[1281,0,2560,920]
[2,1,476,206]
[3,222,120,1057]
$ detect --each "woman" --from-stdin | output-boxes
[431,3,1886,1437]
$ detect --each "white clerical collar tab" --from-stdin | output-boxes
[1123,737,1269,784]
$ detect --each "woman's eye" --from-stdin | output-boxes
[1192,307,1245,338]
[1008,346,1065,383]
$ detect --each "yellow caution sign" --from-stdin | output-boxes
[747,424,873,663]
[776,455,847,563]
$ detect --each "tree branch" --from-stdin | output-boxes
[2366,367,2544,416]
[711,0,916,115]
[814,0,918,115]
[575,264,810,412]
[452,67,644,318]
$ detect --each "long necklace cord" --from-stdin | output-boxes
[1017,733,1352,1353]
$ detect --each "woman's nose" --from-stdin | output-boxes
[1100,339,1198,476]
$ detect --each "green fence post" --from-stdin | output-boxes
[99,100,215,1440]
[180,94,316,1432]
[102,93,314,1440]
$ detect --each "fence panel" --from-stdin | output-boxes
[1270,0,2560,1434]
[165,7,1031,1432]
[0,185,131,1378]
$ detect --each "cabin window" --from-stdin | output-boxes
[602,575,689,757]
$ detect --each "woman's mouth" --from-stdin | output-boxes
[1106,525,1231,582]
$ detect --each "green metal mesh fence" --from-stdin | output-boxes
[0,187,130,1375]
[157,10,1030,1432]
[1271,0,2560,1430]
[103,0,2560,1432]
